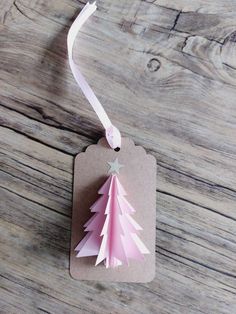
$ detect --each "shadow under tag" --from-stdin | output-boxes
[70,137,156,282]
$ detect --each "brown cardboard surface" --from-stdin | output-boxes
[70,137,156,282]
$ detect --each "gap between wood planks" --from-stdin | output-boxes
[1,171,236,281]
[2,119,236,201]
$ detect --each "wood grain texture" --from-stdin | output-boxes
[1,0,236,313]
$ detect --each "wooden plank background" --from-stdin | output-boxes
[1,0,236,313]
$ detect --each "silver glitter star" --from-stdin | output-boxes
[107,158,124,174]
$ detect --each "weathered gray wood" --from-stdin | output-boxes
[1,0,236,313]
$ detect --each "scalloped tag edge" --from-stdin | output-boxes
[70,137,156,282]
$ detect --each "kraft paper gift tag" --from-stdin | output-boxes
[70,137,156,282]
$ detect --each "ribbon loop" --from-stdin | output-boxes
[67,2,121,149]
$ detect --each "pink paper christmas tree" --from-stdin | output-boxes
[75,162,149,268]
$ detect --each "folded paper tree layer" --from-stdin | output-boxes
[75,174,150,268]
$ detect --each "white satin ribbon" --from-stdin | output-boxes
[67,1,121,149]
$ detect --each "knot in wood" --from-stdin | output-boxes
[147,58,161,72]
